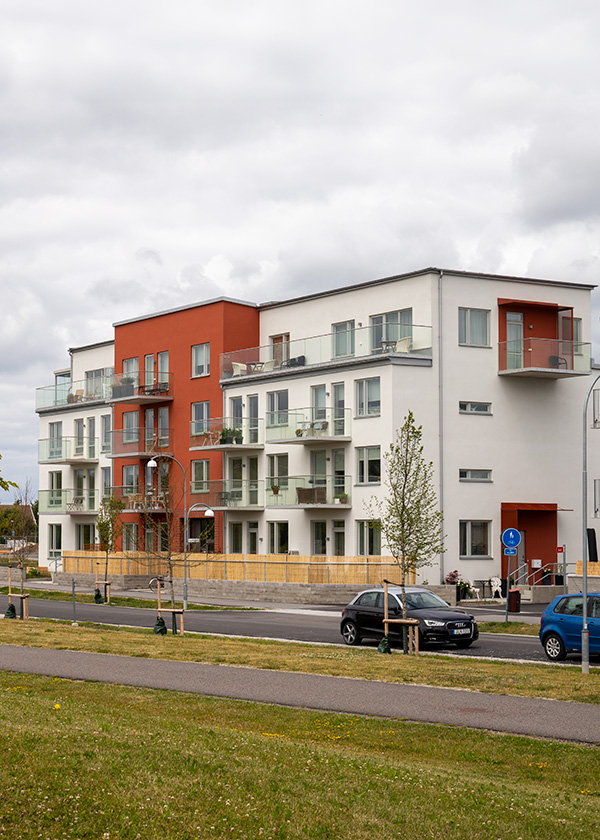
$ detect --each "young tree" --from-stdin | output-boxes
[0,455,17,493]
[366,411,445,649]
[96,495,126,585]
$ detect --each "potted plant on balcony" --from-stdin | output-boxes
[334,492,348,504]
[270,483,280,495]
[220,428,234,445]
[112,376,135,399]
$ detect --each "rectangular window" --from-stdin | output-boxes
[87,417,96,458]
[458,308,490,347]
[123,464,139,495]
[333,520,345,556]
[357,520,381,556]
[144,354,154,387]
[267,453,288,489]
[123,411,139,444]
[157,351,169,383]
[311,384,326,421]
[267,390,288,426]
[192,460,210,493]
[48,523,62,561]
[333,382,345,435]
[101,467,112,497]
[85,368,104,399]
[158,406,169,447]
[459,469,492,482]
[74,418,85,455]
[191,401,210,435]
[192,343,210,377]
[248,394,259,444]
[229,522,243,554]
[459,521,491,557]
[332,320,355,358]
[312,521,327,555]
[459,401,492,415]
[370,309,412,352]
[247,521,259,554]
[356,378,380,416]
[49,421,63,459]
[122,357,139,384]
[123,523,138,552]
[101,415,112,453]
[574,317,583,354]
[357,446,381,484]
[49,471,63,507]
[270,334,290,366]
[230,396,243,428]
[268,521,289,554]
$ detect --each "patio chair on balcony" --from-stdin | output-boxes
[395,336,412,353]
[549,355,568,369]
[232,362,247,376]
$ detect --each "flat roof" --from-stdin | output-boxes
[68,339,114,355]
[258,266,597,310]
[113,296,258,328]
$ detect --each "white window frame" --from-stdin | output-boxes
[191,401,210,435]
[267,390,288,427]
[356,378,380,417]
[458,308,490,347]
[192,343,210,377]
[332,320,355,358]
[459,469,492,482]
[357,446,381,484]
[459,401,492,415]
[459,520,491,558]
[357,520,381,556]
[192,460,210,493]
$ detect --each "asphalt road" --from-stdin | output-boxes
[2,592,594,664]
[1,643,599,744]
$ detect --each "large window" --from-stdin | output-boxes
[192,460,210,493]
[357,520,381,556]
[267,390,288,426]
[370,309,412,352]
[356,378,380,416]
[191,401,210,435]
[123,464,139,495]
[267,453,288,489]
[312,521,327,555]
[357,446,381,484]
[123,411,139,444]
[229,523,243,554]
[123,523,138,552]
[458,308,490,347]
[459,521,490,557]
[158,406,169,447]
[268,521,289,554]
[332,320,355,358]
[101,415,112,453]
[192,343,210,377]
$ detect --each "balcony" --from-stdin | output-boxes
[39,489,99,515]
[266,475,352,508]
[498,339,591,378]
[189,417,264,450]
[110,486,172,513]
[38,437,100,464]
[265,407,352,444]
[220,324,433,380]
[36,375,113,411]
[109,371,174,405]
[108,428,173,459]
[189,479,265,509]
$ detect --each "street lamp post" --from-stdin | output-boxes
[147,456,213,610]
[581,371,600,675]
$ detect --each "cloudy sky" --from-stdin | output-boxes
[2,0,600,500]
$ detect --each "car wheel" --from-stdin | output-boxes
[454,639,474,648]
[543,632,566,661]
[341,620,361,646]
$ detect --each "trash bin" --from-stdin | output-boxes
[508,588,521,613]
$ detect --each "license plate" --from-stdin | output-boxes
[452,628,471,635]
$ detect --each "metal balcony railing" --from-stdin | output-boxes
[220,324,433,380]
[36,375,113,410]
[266,475,352,507]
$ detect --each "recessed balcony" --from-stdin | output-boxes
[189,417,264,450]
[110,486,172,513]
[39,489,99,514]
[220,324,433,380]
[498,339,591,378]
[189,480,265,510]
[108,428,173,459]
[38,437,101,464]
[109,371,174,405]
[266,476,352,508]
[265,407,352,444]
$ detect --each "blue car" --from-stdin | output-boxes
[539,593,600,661]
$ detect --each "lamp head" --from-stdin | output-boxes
[147,458,158,468]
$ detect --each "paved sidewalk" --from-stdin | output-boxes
[0,644,598,745]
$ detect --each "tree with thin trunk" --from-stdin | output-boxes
[366,411,445,651]
[96,495,125,584]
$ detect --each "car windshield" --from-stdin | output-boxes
[404,592,449,610]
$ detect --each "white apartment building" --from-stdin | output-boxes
[218,267,597,587]
[36,341,115,570]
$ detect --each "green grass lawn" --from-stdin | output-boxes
[0,670,599,839]
[0,586,242,611]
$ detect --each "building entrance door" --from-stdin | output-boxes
[506,312,524,369]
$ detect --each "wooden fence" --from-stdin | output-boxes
[62,551,414,586]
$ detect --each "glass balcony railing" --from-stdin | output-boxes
[189,479,266,509]
[109,428,173,458]
[220,324,433,380]
[110,370,173,401]
[189,417,264,449]
[498,339,591,375]
[38,437,100,463]
[110,486,172,512]
[266,475,352,507]
[36,375,114,410]
[265,407,352,442]
[38,489,100,514]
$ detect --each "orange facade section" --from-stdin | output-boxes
[500,502,558,583]
[112,300,259,552]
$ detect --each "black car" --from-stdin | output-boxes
[340,586,479,648]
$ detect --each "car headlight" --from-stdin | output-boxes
[423,619,445,627]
